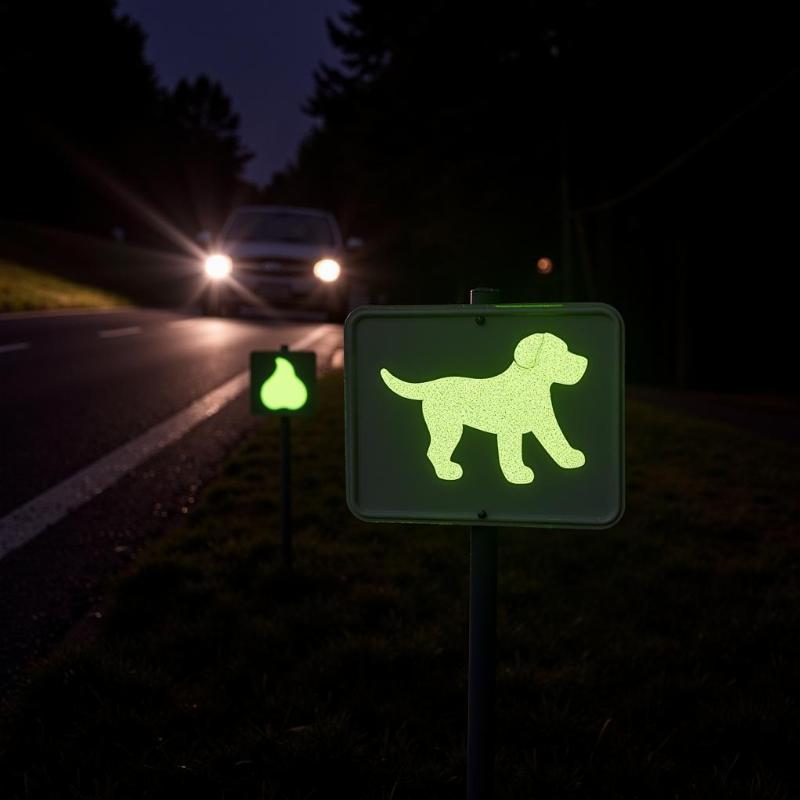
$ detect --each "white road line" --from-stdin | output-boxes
[278,325,334,352]
[0,342,30,355]
[168,318,201,327]
[98,326,141,338]
[0,324,332,560]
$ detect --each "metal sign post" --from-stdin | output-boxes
[279,347,293,571]
[468,523,497,798]
[467,286,500,799]
[250,346,317,571]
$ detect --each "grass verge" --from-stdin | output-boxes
[1,374,798,798]
[0,259,128,312]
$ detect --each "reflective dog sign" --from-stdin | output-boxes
[344,304,624,528]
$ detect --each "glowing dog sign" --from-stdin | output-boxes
[380,332,588,485]
[344,304,624,528]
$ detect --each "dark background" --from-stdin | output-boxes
[1,0,797,390]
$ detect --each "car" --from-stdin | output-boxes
[200,205,361,319]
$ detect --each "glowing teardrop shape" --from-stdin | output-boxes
[260,357,308,410]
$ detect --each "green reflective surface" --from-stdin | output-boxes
[260,357,308,411]
[381,333,587,484]
[344,303,624,528]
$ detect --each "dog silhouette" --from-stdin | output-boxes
[380,332,587,484]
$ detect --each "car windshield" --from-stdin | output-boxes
[223,211,335,245]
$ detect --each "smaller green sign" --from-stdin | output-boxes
[250,351,317,416]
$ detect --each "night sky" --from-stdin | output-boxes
[116,0,349,186]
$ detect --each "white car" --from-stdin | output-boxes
[201,205,360,318]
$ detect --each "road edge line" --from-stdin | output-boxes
[0,324,331,560]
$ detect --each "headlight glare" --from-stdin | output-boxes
[313,258,341,283]
[204,253,232,279]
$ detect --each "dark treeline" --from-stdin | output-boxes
[269,0,799,390]
[0,0,253,246]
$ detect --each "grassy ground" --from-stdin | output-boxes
[1,373,798,799]
[0,260,128,312]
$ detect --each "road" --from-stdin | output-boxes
[0,308,342,691]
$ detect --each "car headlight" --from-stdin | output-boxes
[204,253,232,279]
[313,258,341,283]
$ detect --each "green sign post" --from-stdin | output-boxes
[251,348,317,570]
[345,294,624,799]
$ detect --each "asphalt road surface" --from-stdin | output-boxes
[0,308,342,692]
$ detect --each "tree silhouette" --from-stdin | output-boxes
[0,0,251,243]
[269,0,800,389]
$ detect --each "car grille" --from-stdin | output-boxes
[234,258,310,277]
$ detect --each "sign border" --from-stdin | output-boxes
[344,302,625,529]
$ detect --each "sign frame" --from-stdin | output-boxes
[344,303,625,529]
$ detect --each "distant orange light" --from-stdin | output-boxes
[537,257,553,275]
